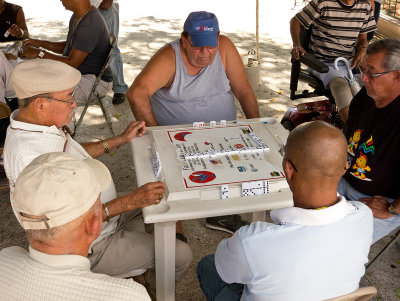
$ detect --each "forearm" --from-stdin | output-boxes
[102,195,139,222]
[290,17,301,46]
[102,182,165,222]
[36,41,66,54]
[81,135,126,158]
[127,89,159,126]
[236,90,260,119]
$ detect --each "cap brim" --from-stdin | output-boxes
[190,33,218,47]
[84,158,112,192]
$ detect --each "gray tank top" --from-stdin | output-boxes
[150,39,236,125]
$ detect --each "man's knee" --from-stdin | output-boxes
[329,77,352,111]
[197,254,216,279]
[175,239,194,281]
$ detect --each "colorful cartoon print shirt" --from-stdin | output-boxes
[343,87,400,199]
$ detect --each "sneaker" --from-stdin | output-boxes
[112,93,126,105]
[176,233,188,243]
[204,214,248,234]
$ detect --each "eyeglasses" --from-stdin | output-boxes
[359,67,395,80]
[41,92,75,105]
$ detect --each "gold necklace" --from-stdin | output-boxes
[73,5,92,31]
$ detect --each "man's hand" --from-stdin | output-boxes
[351,48,365,68]
[19,45,40,59]
[22,39,41,48]
[358,195,394,219]
[7,24,24,38]
[99,0,113,10]
[127,181,166,209]
[291,45,306,60]
[119,121,146,144]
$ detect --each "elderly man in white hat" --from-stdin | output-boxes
[0,152,151,300]
[3,59,193,289]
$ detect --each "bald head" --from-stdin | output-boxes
[286,121,347,179]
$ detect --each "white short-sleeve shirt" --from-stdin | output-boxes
[215,198,373,301]
[0,246,151,301]
[4,110,118,245]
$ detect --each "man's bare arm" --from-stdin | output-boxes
[126,45,176,126]
[20,46,88,68]
[220,35,259,119]
[22,39,66,54]
[290,17,306,60]
[352,33,368,68]
[102,182,166,221]
[8,7,29,39]
[81,121,146,158]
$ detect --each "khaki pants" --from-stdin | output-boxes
[74,74,112,105]
[89,209,193,282]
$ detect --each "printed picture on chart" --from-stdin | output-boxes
[166,125,285,188]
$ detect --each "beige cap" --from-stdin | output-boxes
[13,152,111,230]
[11,59,81,99]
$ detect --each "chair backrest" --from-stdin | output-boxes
[87,33,116,101]
[290,25,330,100]
[324,287,377,301]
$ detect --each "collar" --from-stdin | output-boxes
[29,246,91,271]
[270,197,356,226]
[337,0,356,9]
[10,110,62,135]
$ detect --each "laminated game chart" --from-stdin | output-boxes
[150,121,288,202]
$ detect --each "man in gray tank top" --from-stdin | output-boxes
[127,11,260,233]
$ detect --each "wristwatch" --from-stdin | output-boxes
[388,204,399,216]
[38,50,45,59]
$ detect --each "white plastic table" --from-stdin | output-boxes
[130,118,293,301]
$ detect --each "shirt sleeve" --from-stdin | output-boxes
[295,0,321,29]
[360,3,377,34]
[215,226,253,284]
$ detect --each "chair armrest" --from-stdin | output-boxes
[300,53,329,73]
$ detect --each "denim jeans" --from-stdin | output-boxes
[99,3,128,94]
[338,177,400,244]
[197,254,244,301]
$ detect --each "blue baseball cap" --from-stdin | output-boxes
[183,11,219,47]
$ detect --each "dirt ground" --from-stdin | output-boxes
[1,0,399,300]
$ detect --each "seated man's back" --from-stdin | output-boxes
[216,200,372,300]
[0,246,149,301]
[0,153,151,301]
[198,121,373,301]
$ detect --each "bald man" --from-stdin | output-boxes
[197,121,373,301]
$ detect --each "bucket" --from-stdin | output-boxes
[245,59,260,91]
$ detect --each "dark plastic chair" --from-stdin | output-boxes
[289,25,331,101]
[73,33,116,137]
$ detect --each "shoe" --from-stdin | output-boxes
[204,214,249,234]
[176,233,188,243]
[112,93,125,105]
